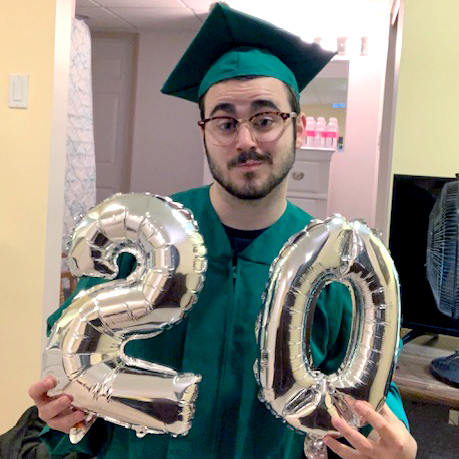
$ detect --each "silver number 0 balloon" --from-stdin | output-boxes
[255,215,400,459]
[43,194,207,443]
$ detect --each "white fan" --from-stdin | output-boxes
[426,175,459,386]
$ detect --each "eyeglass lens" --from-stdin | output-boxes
[206,113,287,146]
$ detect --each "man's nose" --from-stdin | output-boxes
[234,122,257,150]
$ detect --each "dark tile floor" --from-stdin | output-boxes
[404,399,459,459]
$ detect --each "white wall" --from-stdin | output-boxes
[129,16,391,225]
[130,31,204,196]
[327,10,390,228]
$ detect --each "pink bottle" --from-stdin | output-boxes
[314,117,326,148]
[304,116,316,147]
[325,117,339,149]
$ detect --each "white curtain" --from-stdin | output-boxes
[63,18,96,253]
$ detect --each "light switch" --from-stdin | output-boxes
[8,74,29,109]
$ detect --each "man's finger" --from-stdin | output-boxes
[331,416,374,454]
[323,435,360,459]
[48,409,86,434]
[28,377,57,406]
[380,402,402,422]
[40,394,74,421]
[355,401,400,444]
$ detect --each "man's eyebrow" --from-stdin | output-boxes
[209,103,235,118]
[251,99,280,112]
[208,100,281,118]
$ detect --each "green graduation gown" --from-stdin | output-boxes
[41,186,408,458]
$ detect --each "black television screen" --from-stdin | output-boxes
[389,174,459,338]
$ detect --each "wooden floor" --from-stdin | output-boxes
[394,334,459,409]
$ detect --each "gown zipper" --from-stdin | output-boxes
[213,251,238,455]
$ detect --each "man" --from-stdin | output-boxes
[29,4,416,459]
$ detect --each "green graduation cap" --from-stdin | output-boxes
[161,2,336,103]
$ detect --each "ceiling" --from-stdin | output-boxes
[76,0,211,31]
[75,0,391,105]
[75,0,393,33]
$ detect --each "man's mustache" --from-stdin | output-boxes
[228,151,273,168]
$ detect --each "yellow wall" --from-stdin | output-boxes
[0,1,71,432]
[392,0,459,177]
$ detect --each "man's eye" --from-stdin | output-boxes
[216,119,237,133]
[253,116,275,130]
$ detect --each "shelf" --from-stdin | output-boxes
[296,148,335,161]
[298,147,335,152]
[394,335,459,409]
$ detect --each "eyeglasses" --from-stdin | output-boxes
[197,111,297,146]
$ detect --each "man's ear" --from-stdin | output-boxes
[295,112,306,149]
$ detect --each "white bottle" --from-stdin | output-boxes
[325,117,339,149]
[314,117,326,148]
[304,116,316,147]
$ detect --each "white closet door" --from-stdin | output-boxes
[92,33,136,202]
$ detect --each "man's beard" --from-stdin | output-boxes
[204,139,296,200]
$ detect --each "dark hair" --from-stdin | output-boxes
[198,75,300,119]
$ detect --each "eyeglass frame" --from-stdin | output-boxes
[197,111,298,145]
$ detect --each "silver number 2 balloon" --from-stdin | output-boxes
[255,215,400,459]
[42,194,207,443]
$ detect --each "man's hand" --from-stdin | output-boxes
[28,377,85,433]
[323,401,417,459]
